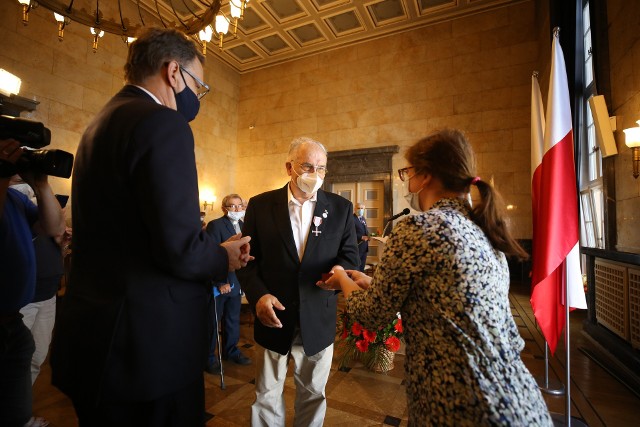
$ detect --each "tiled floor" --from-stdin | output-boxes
[32,283,640,426]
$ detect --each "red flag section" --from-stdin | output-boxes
[530,29,587,355]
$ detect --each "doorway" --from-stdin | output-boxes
[332,181,384,266]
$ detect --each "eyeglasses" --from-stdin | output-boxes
[224,204,244,211]
[294,161,327,175]
[398,166,415,182]
[179,65,210,100]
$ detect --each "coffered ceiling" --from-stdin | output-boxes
[206,0,521,72]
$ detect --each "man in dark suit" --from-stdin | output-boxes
[205,193,251,374]
[237,137,359,427]
[353,201,369,272]
[49,28,251,427]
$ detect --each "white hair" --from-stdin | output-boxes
[288,137,327,161]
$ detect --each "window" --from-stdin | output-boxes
[579,1,605,249]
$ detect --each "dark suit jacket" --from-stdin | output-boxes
[237,184,359,356]
[354,213,369,259]
[206,216,242,296]
[50,85,229,403]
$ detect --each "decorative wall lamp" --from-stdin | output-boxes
[200,188,217,211]
[90,27,104,53]
[54,12,69,41]
[623,121,640,179]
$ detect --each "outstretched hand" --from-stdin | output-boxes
[255,294,285,328]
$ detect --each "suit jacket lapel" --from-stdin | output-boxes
[223,217,236,235]
[302,190,328,260]
[273,185,300,263]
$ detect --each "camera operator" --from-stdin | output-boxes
[1,138,65,427]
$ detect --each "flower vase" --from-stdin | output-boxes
[365,348,395,373]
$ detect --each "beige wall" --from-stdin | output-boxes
[236,1,541,239]
[607,0,640,253]
[0,2,240,222]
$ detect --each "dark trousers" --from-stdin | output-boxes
[72,377,205,427]
[0,315,35,427]
[358,251,367,272]
[208,292,241,364]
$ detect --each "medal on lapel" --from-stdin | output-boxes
[312,216,323,237]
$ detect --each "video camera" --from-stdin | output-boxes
[0,115,74,179]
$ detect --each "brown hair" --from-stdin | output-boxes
[405,129,528,260]
[124,27,204,85]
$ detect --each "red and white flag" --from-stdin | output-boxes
[530,29,587,354]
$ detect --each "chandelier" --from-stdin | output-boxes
[198,0,250,52]
[15,0,222,53]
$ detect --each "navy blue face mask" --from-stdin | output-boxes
[174,70,200,122]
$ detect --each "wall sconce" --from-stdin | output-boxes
[202,197,217,211]
[198,26,213,56]
[54,12,69,41]
[90,27,104,53]
[623,121,640,179]
[17,0,32,26]
[0,68,22,97]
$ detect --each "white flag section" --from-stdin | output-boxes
[530,30,587,354]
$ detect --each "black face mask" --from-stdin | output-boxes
[174,71,200,122]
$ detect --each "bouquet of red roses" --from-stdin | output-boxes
[335,309,403,372]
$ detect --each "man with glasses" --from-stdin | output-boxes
[205,194,252,375]
[50,28,251,426]
[238,137,359,426]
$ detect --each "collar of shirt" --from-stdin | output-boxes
[287,183,317,260]
[134,85,162,105]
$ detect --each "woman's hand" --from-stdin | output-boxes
[345,270,372,290]
[315,267,347,291]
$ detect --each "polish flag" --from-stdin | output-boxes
[530,29,587,354]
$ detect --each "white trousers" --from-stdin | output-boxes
[20,295,56,384]
[251,330,333,427]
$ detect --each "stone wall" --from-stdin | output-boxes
[607,0,640,253]
[0,2,240,222]
[236,0,541,239]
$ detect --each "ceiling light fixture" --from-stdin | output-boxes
[214,0,250,50]
[53,12,69,41]
[15,0,221,51]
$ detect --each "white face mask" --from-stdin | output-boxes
[403,178,423,212]
[294,170,324,195]
[357,208,365,217]
[227,210,245,222]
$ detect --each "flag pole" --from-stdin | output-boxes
[536,339,565,395]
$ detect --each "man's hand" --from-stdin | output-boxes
[361,236,369,242]
[220,233,254,271]
[219,283,232,294]
[255,294,285,328]
[0,139,23,213]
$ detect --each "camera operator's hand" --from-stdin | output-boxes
[15,167,66,239]
[1,139,24,214]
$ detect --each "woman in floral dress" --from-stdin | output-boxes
[319,129,552,426]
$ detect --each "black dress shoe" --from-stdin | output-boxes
[227,352,251,365]
[205,361,221,374]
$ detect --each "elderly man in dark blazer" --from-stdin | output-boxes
[237,137,359,427]
[50,28,251,426]
[205,194,252,374]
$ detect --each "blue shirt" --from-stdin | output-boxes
[0,188,38,313]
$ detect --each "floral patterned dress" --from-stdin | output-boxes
[347,198,552,426]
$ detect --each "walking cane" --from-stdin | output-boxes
[212,285,226,390]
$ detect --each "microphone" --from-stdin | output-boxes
[381,208,410,238]
[388,208,410,222]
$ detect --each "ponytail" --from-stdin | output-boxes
[470,179,528,261]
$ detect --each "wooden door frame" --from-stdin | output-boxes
[323,145,399,223]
